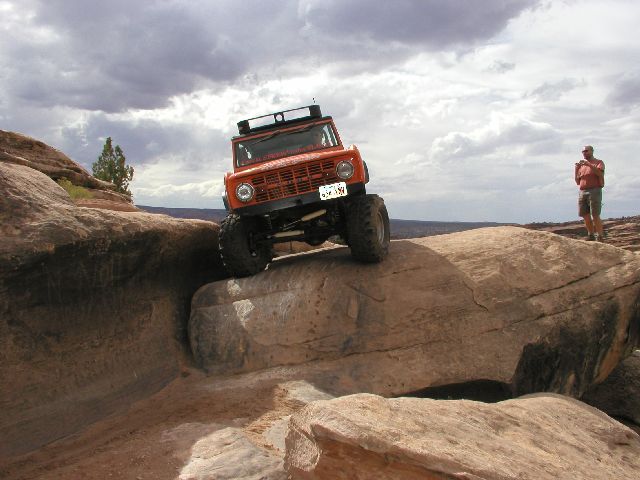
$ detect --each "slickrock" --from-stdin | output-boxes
[190,226,640,398]
[1,129,133,209]
[0,162,226,457]
[285,393,640,480]
[525,216,640,252]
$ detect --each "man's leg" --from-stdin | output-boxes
[578,191,594,238]
[581,215,594,236]
[593,215,604,237]
[590,189,604,240]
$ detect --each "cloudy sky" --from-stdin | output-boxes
[2,0,639,223]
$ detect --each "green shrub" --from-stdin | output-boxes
[57,178,93,200]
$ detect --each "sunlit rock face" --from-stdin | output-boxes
[190,226,640,398]
[524,216,640,252]
[0,162,226,457]
[284,393,640,480]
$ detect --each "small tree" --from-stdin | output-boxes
[92,137,134,196]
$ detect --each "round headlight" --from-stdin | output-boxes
[235,183,255,203]
[336,161,354,180]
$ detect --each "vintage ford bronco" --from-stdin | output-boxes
[220,105,390,277]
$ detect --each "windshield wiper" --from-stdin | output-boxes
[254,132,281,144]
[254,124,318,144]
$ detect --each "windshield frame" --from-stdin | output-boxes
[233,121,341,168]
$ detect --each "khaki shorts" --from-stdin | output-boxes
[578,188,602,217]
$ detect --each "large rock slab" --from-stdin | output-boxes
[525,215,640,252]
[0,162,226,457]
[582,349,640,425]
[176,427,285,480]
[1,129,115,191]
[285,393,640,479]
[190,227,640,398]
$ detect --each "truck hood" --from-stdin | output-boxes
[232,146,357,178]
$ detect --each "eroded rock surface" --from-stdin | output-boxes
[285,393,640,480]
[0,129,134,209]
[525,215,640,252]
[176,427,285,480]
[0,162,226,457]
[190,227,640,398]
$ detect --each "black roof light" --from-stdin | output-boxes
[236,105,324,135]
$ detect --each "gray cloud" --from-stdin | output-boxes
[6,0,253,111]
[58,115,229,172]
[528,78,582,102]
[303,0,537,47]
[606,71,640,109]
[429,116,561,162]
[486,60,516,73]
[1,0,539,113]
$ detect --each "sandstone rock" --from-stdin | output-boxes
[161,379,333,480]
[74,198,140,212]
[0,129,136,211]
[525,216,640,252]
[285,392,640,479]
[582,349,640,424]
[1,129,113,190]
[190,227,640,399]
[0,162,226,457]
[177,427,285,480]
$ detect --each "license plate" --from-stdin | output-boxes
[319,182,348,200]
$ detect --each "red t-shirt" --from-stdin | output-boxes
[577,159,605,190]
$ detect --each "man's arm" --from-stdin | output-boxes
[586,160,604,180]
[574,163,581,185]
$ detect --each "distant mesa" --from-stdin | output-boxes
[137,204,513,239]
[137,204,640,251]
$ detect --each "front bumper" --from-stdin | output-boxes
[232,182,366,216]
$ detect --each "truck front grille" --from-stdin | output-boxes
[251,160,338,203]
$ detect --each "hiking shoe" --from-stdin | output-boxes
[595,234,605,243]
[587,234,596,241]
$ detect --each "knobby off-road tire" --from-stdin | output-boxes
[219,214,272,277]
[346,194,390,263]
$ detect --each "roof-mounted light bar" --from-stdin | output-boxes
[237,105,322,135]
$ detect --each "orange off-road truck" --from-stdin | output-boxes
[220,105,390,277]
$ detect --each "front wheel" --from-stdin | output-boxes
[345,194,390,263]
[219,214,272,277]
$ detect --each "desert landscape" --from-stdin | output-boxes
[2,131,640,479]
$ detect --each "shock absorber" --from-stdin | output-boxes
[263,214,273,231]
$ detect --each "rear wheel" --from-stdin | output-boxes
[345,194,390,262]
[219,214,272,277]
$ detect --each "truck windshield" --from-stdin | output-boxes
[234,123,339,167]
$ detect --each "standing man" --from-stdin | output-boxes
[575,145,605,241]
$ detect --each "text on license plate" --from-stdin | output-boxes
[319,182,348,200]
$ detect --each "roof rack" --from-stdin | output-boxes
[237,105,323,135]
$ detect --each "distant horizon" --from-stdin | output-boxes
[136,204,512,224]
[136,204,637,226]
